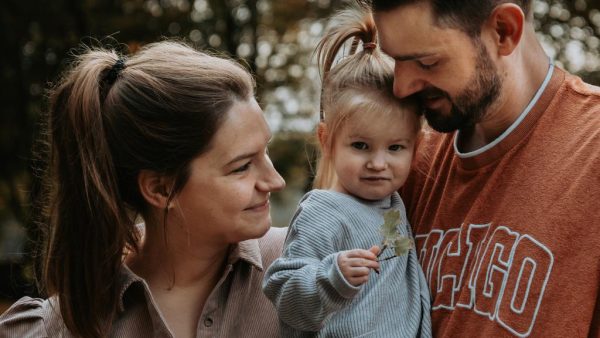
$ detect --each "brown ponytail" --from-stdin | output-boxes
[38,41,254,337]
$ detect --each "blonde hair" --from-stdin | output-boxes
[313,6,421,189]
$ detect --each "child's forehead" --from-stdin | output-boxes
[341,110,416,141]
[345,103,412,126]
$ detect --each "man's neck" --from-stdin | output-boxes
[458,31,550,153]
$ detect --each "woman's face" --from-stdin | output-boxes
[169,98,285,245]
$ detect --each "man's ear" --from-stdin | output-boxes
[138,170,173,209]
[485,3,524,56]
[317,122,330,157]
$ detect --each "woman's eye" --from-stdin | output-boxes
[389,144,406,151]
[232,161,251,173]
[351,142,368,150]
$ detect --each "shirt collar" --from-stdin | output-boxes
[454,59,554,158]
[226,238,264,270]
[116,238,264,313]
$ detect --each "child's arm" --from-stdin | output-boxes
[262,207,379,332]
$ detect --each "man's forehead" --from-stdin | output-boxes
[373,4,468,58]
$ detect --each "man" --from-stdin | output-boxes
[366,0,600,337]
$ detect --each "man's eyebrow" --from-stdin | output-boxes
[391,52,436,61]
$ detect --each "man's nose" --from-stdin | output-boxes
[393,62,427,99]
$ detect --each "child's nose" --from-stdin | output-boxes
[366,152,387,170]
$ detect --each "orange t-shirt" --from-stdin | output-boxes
[401,67,600,338]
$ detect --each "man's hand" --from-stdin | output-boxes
[337,246,381,286]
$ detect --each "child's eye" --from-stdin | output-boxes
[351,142,368,150]
[231,161,251,174]
[389,144,406,151]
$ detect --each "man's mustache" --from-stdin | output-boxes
[416,87,451,101]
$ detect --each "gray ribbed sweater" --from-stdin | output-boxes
[263,190,431,337]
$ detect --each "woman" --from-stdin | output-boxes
[0,41,285,338]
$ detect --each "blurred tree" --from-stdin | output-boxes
[0,0,599,301]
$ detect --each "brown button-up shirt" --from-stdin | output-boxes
[0,227,286,338]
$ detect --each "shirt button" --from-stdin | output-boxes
[204,317,213,327]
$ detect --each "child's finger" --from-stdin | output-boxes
[368,245,381,257]
[345,248,378,260]
[346,266,371,277]
[348,257,380,270]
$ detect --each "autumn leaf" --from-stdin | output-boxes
[393,237,413,256]
[378,210,413,258]
[379,209,400,246]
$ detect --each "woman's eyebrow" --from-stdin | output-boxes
[226,152,256,166]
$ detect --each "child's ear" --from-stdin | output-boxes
[138,170,173,209]
[317,122,330,157]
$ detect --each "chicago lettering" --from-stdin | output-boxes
[415,224,554,337]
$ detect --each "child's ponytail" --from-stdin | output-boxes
[313,6,390,190]
[41,50,137,338]
[315,6,378,90]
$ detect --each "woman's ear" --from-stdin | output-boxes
[138,170,173,209]
[317,122,330,157]
[486,3,525,56]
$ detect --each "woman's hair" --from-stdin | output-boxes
[313,6,421,189]
[37,40,254,337]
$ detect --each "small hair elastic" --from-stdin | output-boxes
[104,58,126,85]
[363,42,377,50]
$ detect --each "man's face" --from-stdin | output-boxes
[374,2,503,133]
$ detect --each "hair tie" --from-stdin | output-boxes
[363,42,377,51]
[104,58,126,86]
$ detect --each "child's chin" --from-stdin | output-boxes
[353,190,394,201]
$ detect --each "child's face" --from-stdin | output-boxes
[330,109,416,201]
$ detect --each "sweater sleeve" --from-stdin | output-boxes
[0,297,48,338]
[262,201,361,332]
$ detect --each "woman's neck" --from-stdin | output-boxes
[125,222,231,338]
[126,222,230,290]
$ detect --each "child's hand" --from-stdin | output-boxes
[337,246,381,287]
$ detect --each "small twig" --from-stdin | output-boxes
[377,255,398,262]
[377,244,388,258]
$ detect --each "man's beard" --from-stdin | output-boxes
[418,43,503,133]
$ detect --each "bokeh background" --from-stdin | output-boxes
[1,0,600,311]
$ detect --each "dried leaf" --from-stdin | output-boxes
[378,210,413,257]
[393,237,413,256]
[379,209,400,246]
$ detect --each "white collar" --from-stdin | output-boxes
[454,61,554,158]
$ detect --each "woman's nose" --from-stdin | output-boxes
[257,155,286,192]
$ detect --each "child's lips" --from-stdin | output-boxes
[361,176,391,181]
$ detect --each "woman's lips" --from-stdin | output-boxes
[246,200,270,211]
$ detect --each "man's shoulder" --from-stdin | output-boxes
[564,72,600,97]
[558,72,600,116]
